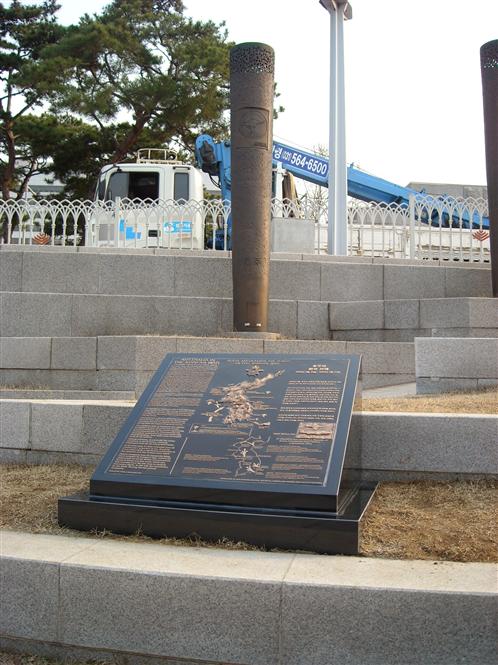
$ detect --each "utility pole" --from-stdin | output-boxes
[319,0,352,256]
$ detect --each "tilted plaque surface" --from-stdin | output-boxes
[60,353,375,554]
[91,353,360,512]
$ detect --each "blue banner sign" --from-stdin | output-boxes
[165,221,192,233]
[272,142,329,182]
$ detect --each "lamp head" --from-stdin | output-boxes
[319,0,353,19]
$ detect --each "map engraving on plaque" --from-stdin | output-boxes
[105,355,353,487]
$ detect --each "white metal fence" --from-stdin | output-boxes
[0,195,490,262]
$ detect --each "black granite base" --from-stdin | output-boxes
[58,484,377,555]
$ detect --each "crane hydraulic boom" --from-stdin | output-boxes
[195,134,489,230]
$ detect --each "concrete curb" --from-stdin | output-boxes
[0,335,415,393]
[1,400,496,477]
[415,337,498,393]
[329,297,498,341]
[1,249,491,303]
[0,530,496,665]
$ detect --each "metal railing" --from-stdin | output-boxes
[0,195,490,262]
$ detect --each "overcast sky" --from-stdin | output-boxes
[55,0,497,187]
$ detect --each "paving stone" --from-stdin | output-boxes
[430,327,498,338]
[0,337,51,369]
[96,370,137,392]
[329,301,384,330]
[59,566,282,665]
[134,371,154,397]
[384,264,445,300]
[176,336,263,354]
[320,263,383,301]
[26,450,99,465]
[0,400,30,449]
[331,329,387,342]
[478,378,498,387]
[416,337,498,379]
[307,254,373,263]
[270,260,321,301]
[71,295,153,337]
[81,403,132,454]
[31,402,83,452]
[0,368,99,391]
[445,266,492,297]
[72,294,226,337]
[97,336,138,370]
[1,530,92,562]
[416,377,479,394]
[264,339,347,354]
[268,300,298,338]
[0,448,27,463]
[382,328,430,341]
[360,412,497,474]
[362,373,415,389]
[0,558,59,641]
[346,342,414,374]
[284,553,496,593]
[151,297,225,337]
[281,581,496,665]
[420,297,470,329]
[98,254,175,296]
[0,292,72,337]
[174,255,231,297]
[136,336,179,369]
[270,251,304,261]
[384,300,420,329]
[297,300,330,339]
[51,337,97,370]
[469,298,498,328]
[22,252,99,294]
[0,251,22,291]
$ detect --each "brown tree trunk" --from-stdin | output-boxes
[110,115,147,163]
[1,119,16,242]
[2,119,16,199]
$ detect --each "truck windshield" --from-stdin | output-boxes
[106,171,159,201]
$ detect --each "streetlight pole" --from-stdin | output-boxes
[319,0,352,256]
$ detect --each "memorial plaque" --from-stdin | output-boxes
[59,353,376,554]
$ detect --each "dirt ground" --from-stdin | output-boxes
[0,654,106,665]
[1,464,496,563]
[359,386,498,414]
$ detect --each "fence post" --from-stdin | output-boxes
[409,195,416,259]
[115,196,121,248]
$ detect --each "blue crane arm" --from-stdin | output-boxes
[195,135,488,230]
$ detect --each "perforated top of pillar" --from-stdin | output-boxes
[230,43,275,75]
[481,40,498,69]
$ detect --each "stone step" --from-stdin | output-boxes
[0,388,135,401]
[2,398,496,479]
[3,530,495,665]
[0,335,415,395]
[415,337,498,393]
[329,297,498,341]
[0,291,320,338]
[1,246,491,302]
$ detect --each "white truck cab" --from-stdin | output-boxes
[89,148,204,248]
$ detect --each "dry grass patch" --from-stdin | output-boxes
[1,465,497,562]
[360,480,498,563]
[360,386,498,414]
[0,464,92,534]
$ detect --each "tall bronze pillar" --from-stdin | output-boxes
[230,43,275,331]
[481,40,498,297]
